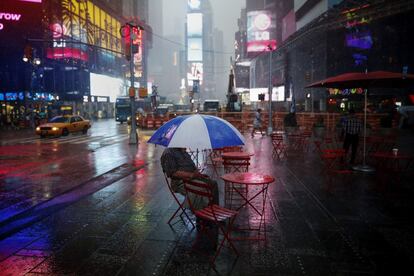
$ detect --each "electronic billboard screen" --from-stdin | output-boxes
[345,31,373,50]
[187,0,201,11]
[187,13,202,36]
[247,10,277,53]
[90,73,124,102]
[249,87,285,102]
[187,62,203,86]
[188,38,203,61]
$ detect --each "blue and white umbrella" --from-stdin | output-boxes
[147,114,245,150]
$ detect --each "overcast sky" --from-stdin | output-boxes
[149,0,245,100]
[162,0,246,57]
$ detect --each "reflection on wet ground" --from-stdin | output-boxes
[0,121,413,275]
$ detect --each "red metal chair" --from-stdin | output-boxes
[183,178,239,268]
[208,147,224,177]
[164,172,195,228]
[223,156,250,174]
[270,133,288,159]
[222,156,250,209]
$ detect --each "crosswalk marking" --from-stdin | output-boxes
[41,135,88,144]
[102,135,129,144]
[2,134,129,146]
[71,136,105,144]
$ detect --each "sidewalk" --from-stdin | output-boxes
[0,131,413,275]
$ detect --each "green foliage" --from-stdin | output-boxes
[284,113,298,127]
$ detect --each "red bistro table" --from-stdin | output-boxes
[221,172,275,241]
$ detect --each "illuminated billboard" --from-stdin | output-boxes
[345,31,373,50]
[45,0,123,62]
[90,73,124,102]
[187,13,202,36]
[188,38,203,61]
[0,0,42,36]
[187,62,203,86]
[249,87,285,102]
[247,11,277,52]
[188,0,201,10]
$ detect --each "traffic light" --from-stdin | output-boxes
[125,44,131,61]
[123,25,141,61]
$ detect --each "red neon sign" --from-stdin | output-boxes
[0,13,22,21]
[46,48,88,62]
[18,0,42,3]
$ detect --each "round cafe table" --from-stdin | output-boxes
[221,172,275,241]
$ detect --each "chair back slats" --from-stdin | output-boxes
[197,208,227,221]
[223,157,250,173]
[184,185,212,199]
[223,146,243,152]
[183,179,214,204]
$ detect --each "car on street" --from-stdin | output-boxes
[35,115,91,138]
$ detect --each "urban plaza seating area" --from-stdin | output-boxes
[159,112,414,274]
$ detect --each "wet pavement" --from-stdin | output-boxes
[0,120,413,275]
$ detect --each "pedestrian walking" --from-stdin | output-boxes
[342,109,362,164]
[251,108,265,137]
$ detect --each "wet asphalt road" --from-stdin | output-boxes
[0,120,151,236]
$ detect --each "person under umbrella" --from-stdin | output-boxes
[149,114,245,227]
[342,109,363,164]
[161,147,219,212]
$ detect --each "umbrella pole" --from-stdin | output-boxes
[353,89,375,173]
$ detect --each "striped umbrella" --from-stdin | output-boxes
[147,114,245,150]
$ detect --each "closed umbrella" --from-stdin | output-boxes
[306,70,414,172]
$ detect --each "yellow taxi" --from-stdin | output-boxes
[35,115,91,138]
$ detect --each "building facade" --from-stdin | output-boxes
[185,0,215,107]
[0,0,150,127]
[234,0,414,113]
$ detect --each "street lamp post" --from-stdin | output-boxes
[120,22,141,145]
[128,24,138,145]
[267,45,273,135]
